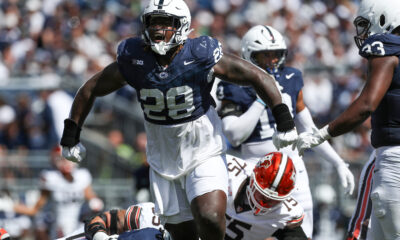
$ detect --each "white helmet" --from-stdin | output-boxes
[241,25,287,70]
[354,0,400,48]
[141,0,192,55]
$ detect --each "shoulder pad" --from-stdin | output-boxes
[117,37,146,61]
[189,36,223,67]
[359,34,400,58]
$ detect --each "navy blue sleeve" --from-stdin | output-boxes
[359,34,400,58]
[117,37,144,63]
[217,81,256,106]
[295,69,304,94]
[191,36,223,69]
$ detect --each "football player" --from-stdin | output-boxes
[59,202,171,240]
[225,152,307,239]
[217,25,355,238]
[11,146,103,238]
[296,0,400,238]
[59,0,297,240]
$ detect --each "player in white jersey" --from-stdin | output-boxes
[225,152,307,240]
[217,25,354,238]
[59,0,297,239]
[60,202,171,240]
[11,146,103,238]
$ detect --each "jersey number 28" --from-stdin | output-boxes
[140,86,195,120]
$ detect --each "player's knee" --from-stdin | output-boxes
[198,209,225,225]
[371,191,386,218]
[196,209,225,234]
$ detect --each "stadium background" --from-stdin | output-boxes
[0,0,372,239]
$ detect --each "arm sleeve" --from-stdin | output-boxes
[294,107,345,167]
[222,101,265,147]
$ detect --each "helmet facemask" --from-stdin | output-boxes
[250,49,287,71]
[353,16,372,48]
[143,14,185,55]
[246,177,282,215]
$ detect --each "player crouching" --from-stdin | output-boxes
[225,152,307,239]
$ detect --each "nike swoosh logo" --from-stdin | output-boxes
[286,73,295,79]
[184,60,195,65]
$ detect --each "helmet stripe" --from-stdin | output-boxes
[263,26,275,43]
[157,0,165,9]
[271,153,288,191]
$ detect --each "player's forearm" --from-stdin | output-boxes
[328,99,372,137]
[69,80,98,126]
[215,53,282,108]
[13,203,39,216]
[222,101,265,146]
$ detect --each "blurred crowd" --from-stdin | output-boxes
[0,0,373,238]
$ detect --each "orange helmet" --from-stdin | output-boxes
[246,152,296,215]
[0,228,10,240]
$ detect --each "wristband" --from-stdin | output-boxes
[272,103,295,132]
[60,118,81,147]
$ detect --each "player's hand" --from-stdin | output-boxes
[272,128,298,150]
[296,126,331,156]
[62,143,86,163]
[93,232,119,240]
[336,163,355,195]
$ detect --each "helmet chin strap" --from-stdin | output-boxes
[151,41,170,55]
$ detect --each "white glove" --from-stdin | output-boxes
[272,128,298,150]
[296,125,331,156]
[62,143,86,163]
[93,232,119,240]
[0,197,14,213]
[336,163,355,195]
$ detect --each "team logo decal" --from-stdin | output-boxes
[258,154,273,169]
[131,59,144,65]
[159,72,168,79]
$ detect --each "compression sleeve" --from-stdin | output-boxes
[221,101,265,147]
[295,108,345,167]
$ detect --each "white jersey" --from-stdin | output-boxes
[57,202,162,240]
[40,168,92,236]
[145,107,226,180]
[225,155,304,240]
[125,202,163,230]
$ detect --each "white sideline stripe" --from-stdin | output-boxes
[271,154,287,191]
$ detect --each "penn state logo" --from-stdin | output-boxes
[159,72,168,79]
